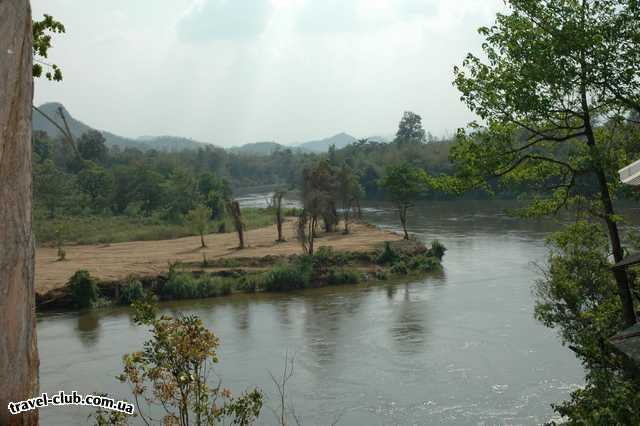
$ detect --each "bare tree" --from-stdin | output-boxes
[226,200,245,249]
[272,190,286,242]
[0,1,39,424]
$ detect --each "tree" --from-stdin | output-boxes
[534,222,640,423]
[302,161,339,233]
[226,200,245,249]
[395,111,426,144]
[378,164,429,240]
[452,0,639,326]
[33,159,71,218]
[77,130,107,164]
[272,190,287,242]
[0,2,39,423]
[185,204,211,248]
[337,164,363,234]
[163,167,199,222]
[198,172,230,220]
[118,302,263,425]
[77,162,114,212]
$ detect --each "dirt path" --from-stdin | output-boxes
[36,221,400,294]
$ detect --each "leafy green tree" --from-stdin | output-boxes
[337,164,363,234]
[185,204,211,248]
[395,111,426,144]
[33,160,70,218]
[534,222,640,423]
[32,14,65,81]
[378,164,429,239]
[77,162,114,211]
[451,0,639,326]
[77,130,108,164]
[198,172,230,220]
[163,168,199,221]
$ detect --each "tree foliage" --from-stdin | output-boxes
[534,222,640,424]
[185,204,211,248]
[395,111,426,144]
[118,302,263,425]
[378,164,430,239]
[32,14,65,81]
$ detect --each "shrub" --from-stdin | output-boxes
[390,261,408,275]
[407,255,441,272]
[430,240,447,260]
[237,274,263,293]
[68,270,99,308]
[374,268,388,280]
[376,242,398,265]
[161,273,199,299]
[161,273,234,300]
[262,259,312,292]
[119,277,145,305]
[314,246,335,264]
[327,268,361,285]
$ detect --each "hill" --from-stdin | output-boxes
[295,132,357,153]
[33,103,210,151]
[228,141,289,156]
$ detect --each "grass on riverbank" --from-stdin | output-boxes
[34,208,298,245]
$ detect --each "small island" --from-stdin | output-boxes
[36,217,445,311]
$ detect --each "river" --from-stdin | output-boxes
[37,200,585,425]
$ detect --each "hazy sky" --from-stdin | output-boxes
[32,0,503,147]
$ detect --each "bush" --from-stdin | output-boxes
[327,268,361,285]
[162,273,198,299]
[161,273,232,300]
[262,259,312,292]
[237,274,263,293]
[430,240,447,260]
[119,277,145,305]
[374,268,388,280]
[406,255,441,272]
[376,242,398,265]
[390,261,408,275]
[68,270,99,308]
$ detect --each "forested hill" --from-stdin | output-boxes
[294,132,358,152]
[33,103,212,152]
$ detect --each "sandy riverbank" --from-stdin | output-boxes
[36,220,401,295]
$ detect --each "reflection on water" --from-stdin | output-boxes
[37,200,590,425]
[75,310,101,348]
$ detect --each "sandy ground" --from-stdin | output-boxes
[35,220,400,294]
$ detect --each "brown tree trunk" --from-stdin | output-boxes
[581,80,636,327]
[400,205,409,240]
[227,201,245,249]
[0,1,39,424]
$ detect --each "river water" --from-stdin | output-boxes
[37,200,586,425]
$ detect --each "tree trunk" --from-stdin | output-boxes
[582,92,636,326]
[225,200,246,249]
[200,232,206,248]
[0,1,39,424]
[400,206,409,240]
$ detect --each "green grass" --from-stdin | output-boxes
[34,208,281,245]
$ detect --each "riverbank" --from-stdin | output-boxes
[36,219,443,310]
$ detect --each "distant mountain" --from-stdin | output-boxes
[33,103,210,151]
[295,132,358,153]
[365,135,392,143]
[137,135,210,152]
[228,141,288,156]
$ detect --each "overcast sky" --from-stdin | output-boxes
[32,0,503,147]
